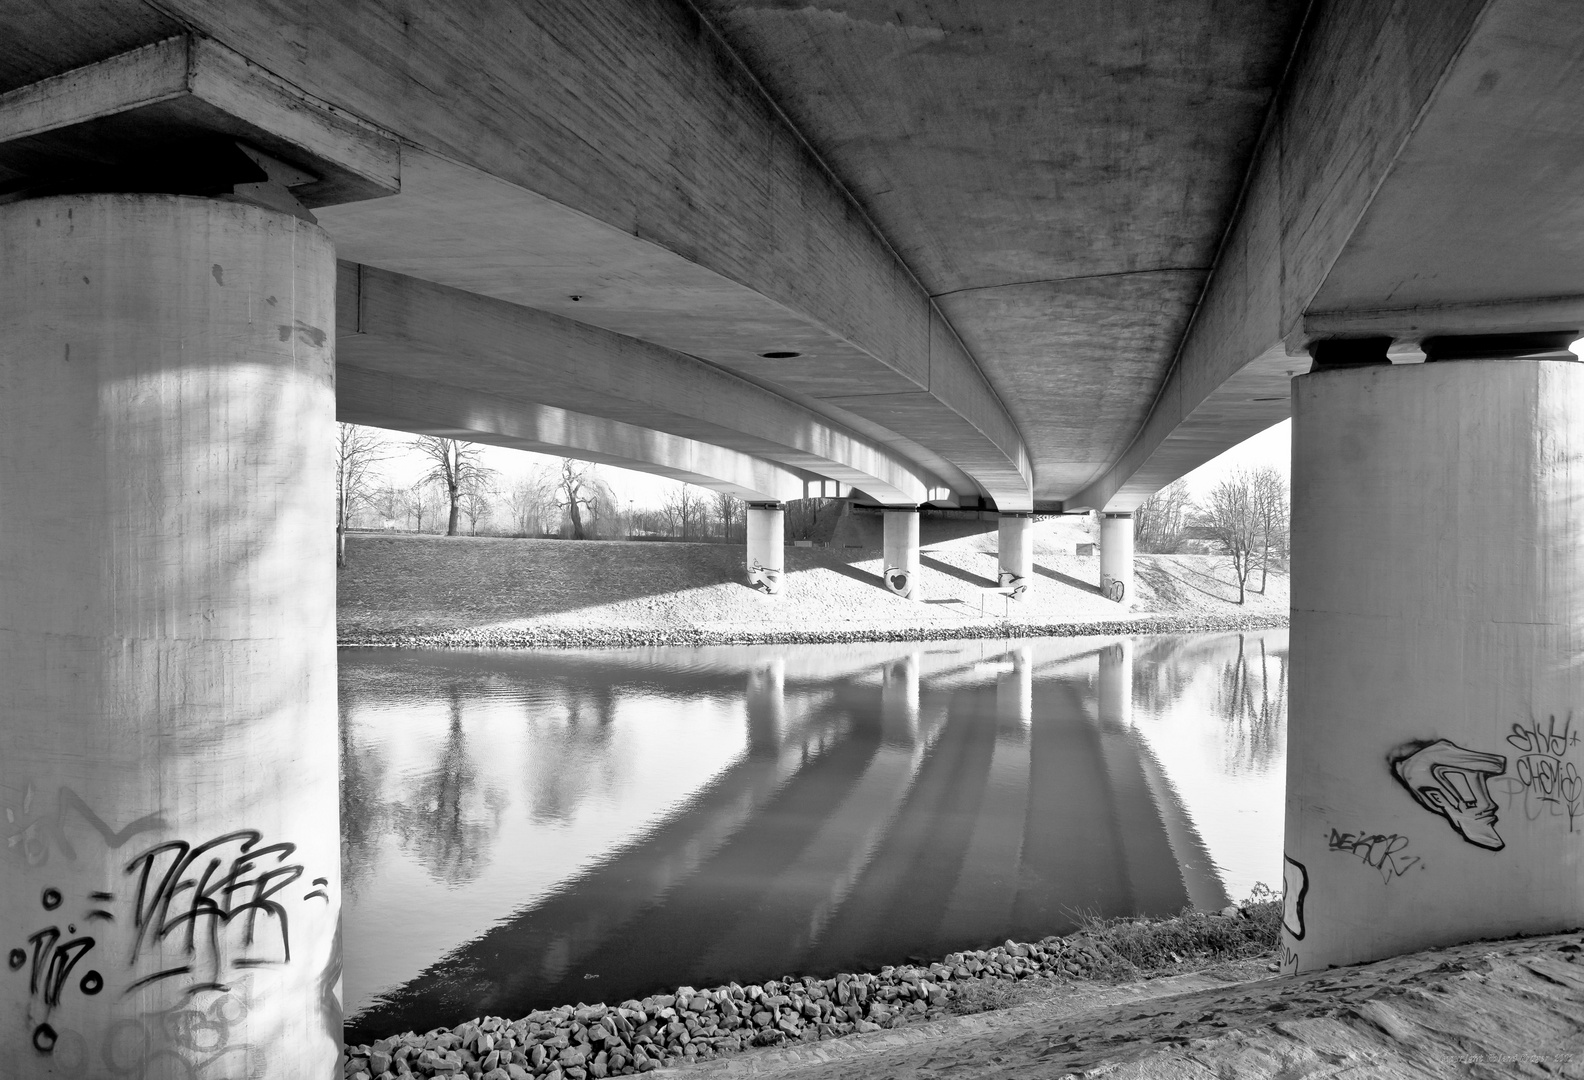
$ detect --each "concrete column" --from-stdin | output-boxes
[997,513,1033,599]
[881,508,920,599]
[1098,640,1133,729]
[1283,359,1584,975]
[1100,513,1134,605]
[0,195,341,1074]
[746,503,784,594]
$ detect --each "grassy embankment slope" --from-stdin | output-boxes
[338,517,1287,647]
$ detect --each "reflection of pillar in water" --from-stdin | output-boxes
[746,659,787,754]
[1098,639,1134,728]
[995,646,1033,729]
[881,653,921,745]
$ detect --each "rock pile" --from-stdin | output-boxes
[344,611,1288,651]
[343,934,1130,1079]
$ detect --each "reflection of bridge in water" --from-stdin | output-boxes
[344,639,1240,1041]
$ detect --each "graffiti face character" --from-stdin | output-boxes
[1391,740,1508,850]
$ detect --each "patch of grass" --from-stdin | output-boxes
[945,978,1049,1016]
[1075,885,1283,978]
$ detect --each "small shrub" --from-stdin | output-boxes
[946,978,1046,1016]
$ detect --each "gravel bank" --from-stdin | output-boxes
[342,904,1280,1080]
[338,528,1288,649]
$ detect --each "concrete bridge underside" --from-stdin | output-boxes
[4,0,1584,1073]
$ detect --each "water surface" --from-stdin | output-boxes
[340,631,1286,1041]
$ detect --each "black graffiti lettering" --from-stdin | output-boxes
[21,927,96,1007]
[40,888,61,910]
[80,970,103,995]
[32,1023,57,1053]
[1326,828,1422,882]
[126,830,305,973]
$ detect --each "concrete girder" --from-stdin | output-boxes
[69,1,1035,510]
[336,262,943,506]
[1072,0,1584,512]
[337,366,811,505]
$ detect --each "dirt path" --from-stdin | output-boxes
[662,934,1584,1079]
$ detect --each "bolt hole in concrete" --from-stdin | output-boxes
[759,350,801,358]
[339,630,1286,1043]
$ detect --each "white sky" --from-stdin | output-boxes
[1176,418,1291,500]
[356,417,1293,511]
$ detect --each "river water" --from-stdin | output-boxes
[339,630,1287,1042]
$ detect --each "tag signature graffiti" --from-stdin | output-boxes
[1326,828,1422,882]
[126,830,313,982]
[1498,714,1583,831]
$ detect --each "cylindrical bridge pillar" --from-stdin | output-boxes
[882,508,920,599]
[1100,513,1134,605]
[997,513,1033,599]
[745,503,785,594]
[1283,358,1584,974]
[0,195,341,1075]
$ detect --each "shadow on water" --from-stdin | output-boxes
[340,631,1287,1042]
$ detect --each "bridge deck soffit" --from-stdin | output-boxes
[337,367,813,505]
[132,0,1033,511]
[336,262,946,507]
[1071,0,1582,512]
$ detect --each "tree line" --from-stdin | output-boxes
[334,425,789,562]
[1133,466,1289,603]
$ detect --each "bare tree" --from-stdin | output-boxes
[370,483,407,531]
[785,498,826,542]
[714,491,743,542]
[662,483,709,540]
[1250,466,1289,593]
[412,436,496,536]
[460,486,494,535]
[1203,470,1262,604]
[409,479,444,534]
[503,467,558,536]
[335,424,388,564]
[1134,479,1192,554]
[555,459,611,540]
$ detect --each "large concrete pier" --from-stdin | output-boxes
[1283,358,1584,973]
[0,196,341,1074]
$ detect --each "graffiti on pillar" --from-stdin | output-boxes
[6,815,332,1068]
[1390,740,1508,850]
[998,570,1027,598]
[1102,577,1125,603]
[124,830,320,980]
[2,784,167,867]
[7,886,105,1054]
[748,562,782,593]
[883,567,911,596]
[34,989,263,1077]
[1281,854,1307,940]
[1492,714,1583,832]
[1325,828,1422,882]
